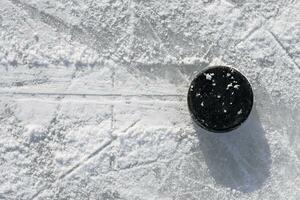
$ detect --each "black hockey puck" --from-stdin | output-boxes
[187,66,253,133]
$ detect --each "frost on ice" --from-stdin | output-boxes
[0,0,300,199]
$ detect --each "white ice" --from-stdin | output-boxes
[0,0,300,199]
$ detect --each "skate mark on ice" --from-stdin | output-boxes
[110,64,115,129]
[58,138,116,180]
[29,71,79,200]
[128,0,136,43]
[8,0,210,83]
[0,91,185,98]
[234,1,293,49]
[29,118,147,199]
[235,23,266,47]
[135,11,177,58]
[234,15,275,48]
[27,72,78,200]
[8,0,117,61]
[29,138,116,200]
[114,156,161,172]
[9,0,70,31]
[268,30,300,70]
[111,67,116,88]
[120,119,141,133]
[30,68,112,200]
[111,105,114,130]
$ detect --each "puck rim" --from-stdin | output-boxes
[187,65,254,133]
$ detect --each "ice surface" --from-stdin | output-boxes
[0,0,300,199]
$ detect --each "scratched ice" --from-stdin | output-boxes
[0,0,299,199]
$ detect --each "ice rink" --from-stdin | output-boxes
[0,0,299,199]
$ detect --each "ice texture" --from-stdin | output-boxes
[0,0,300,199]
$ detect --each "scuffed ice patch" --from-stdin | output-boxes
[0,0,299,199]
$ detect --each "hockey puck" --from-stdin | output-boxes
[187,66,253,133]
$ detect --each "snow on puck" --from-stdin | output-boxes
[187,66,253,133]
